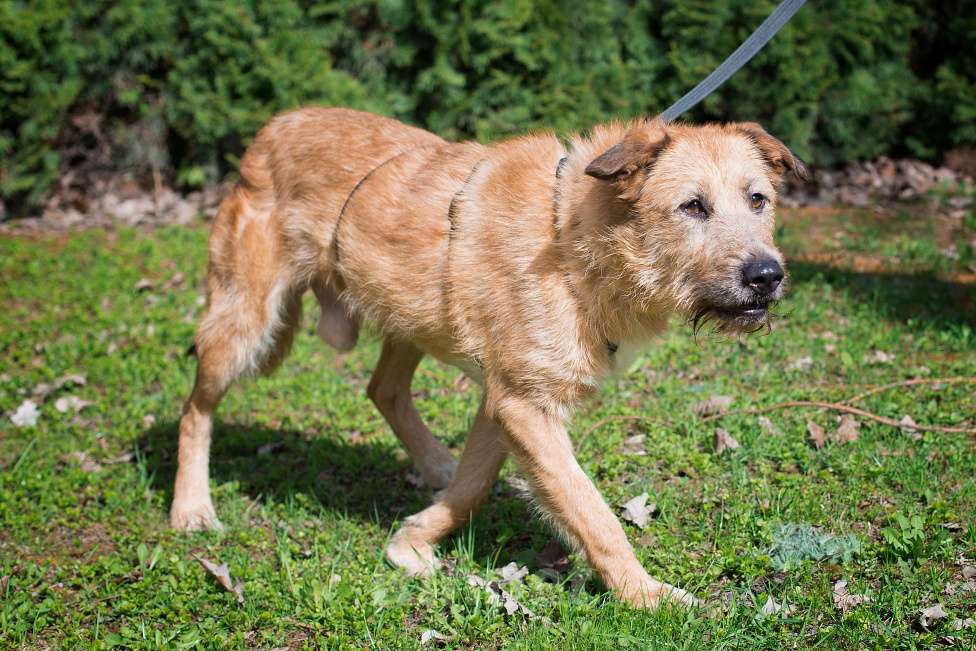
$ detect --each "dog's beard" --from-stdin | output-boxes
[689,290,782,337]
[690,302,776,337]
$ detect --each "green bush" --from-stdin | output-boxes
[1,0,974,215]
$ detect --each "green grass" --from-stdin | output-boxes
[1,205,975,649]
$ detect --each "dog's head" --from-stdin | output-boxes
[583,119,807,334]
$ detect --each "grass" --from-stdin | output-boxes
[1,198,975,649]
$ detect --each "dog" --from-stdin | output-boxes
[170,107,806,609]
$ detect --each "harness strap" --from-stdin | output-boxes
[333,144,438,263]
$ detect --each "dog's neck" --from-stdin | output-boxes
[552,131,673,349]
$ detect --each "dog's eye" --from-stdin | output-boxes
[681,199,707,218]
[750,193,767,211]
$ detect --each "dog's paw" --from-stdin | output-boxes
[386,527,439,577]
[170,500,223,532]
[618,577,700,610]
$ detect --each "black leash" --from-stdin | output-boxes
[660,0,807,123]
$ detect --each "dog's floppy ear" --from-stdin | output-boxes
[585,123,670,182]
[736,122,809,181]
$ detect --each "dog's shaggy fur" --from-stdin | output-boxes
[171,107,805,608]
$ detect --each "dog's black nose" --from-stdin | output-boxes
[742,259,784,296]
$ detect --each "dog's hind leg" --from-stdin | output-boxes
[171,191,304,531]
[367,338,458,489]
[386,400,507,575]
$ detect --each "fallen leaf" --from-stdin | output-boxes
[256,440,285,456]
[952,618,975,631]
[757,416,781,437]
[713,428,740,454]
[807,420,826,449]
[498,562,528,584]
[963,565,976,580]
[68,451,102,473]
[621,434,647,456]
[32,373,87,402]
[134,278,154,292]
[196,557,244,604]
[620,492,655,529]
[142,414,156,428]
[831,415,860,444]
[759,595,795,617]
[54,395,93,414]
[788,356,813,371]
[467,574,549,622]
[919,603,948,628]
[864,350,894,365]
[10,400,39,427]
[832,579,871,613]
[162,272,185,290]
[693,395,734,416]
[419,629,448,646]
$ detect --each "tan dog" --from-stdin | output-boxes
[171,107,805,609]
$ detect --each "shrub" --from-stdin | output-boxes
[1,0,974,216]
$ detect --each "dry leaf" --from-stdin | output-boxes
[162,272,185,290]
[832,415,860,444]
[11,400,39,427]
[952,618,975,631]
[713,428,740,454]
[257,440,285,456]
[758,416,781,437]
[466,574,549,622]
[832,579,871,613]
[32,373,87,402]
[621,434,647,456]
[68,451,102,473]
[54,395,93,414]
[498,562,528,584]
[788,356,813,371]
[963,565,976,580]
[919,603,948,628]
[134,278,154,292]
[863,350,895,365]
[620,492,655,529]
[420,629,448,646]
[197,557,244,604]
[759,596,795,617]
[693,395,734,416]
[808,420,826,449]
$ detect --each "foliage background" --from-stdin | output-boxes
[2,0,974,213]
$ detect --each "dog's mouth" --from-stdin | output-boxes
[692,299,773,335]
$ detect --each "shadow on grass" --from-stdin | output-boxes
[789,261,976,331]
[140,420,544,562]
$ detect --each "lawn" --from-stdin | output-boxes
[1,198,975,649]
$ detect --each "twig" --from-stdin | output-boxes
[841,376,976,405]
[703,400,976,434]
[579,376,976,442]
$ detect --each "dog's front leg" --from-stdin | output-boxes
[386,401,508,575]
[489,391,697,609]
